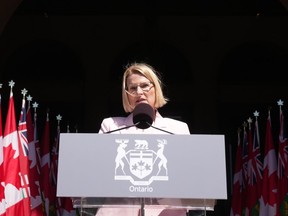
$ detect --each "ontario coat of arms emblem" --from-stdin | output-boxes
[114,139,169,186]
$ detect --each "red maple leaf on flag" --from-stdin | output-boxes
[0,89,5,216]
[3,83,24,215]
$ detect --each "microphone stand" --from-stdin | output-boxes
[147,123,174,135]
[104,122,140,134]
[140,198,145,216]
[105,121,174,135]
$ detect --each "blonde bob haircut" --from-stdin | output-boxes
[122,62,168,113]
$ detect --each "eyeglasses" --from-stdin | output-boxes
[126,82,154,96]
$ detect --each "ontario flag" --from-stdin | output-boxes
[277,100,288,216]
[2,81,24,215]
[246,113,263,215]
[17,89,32,216]
[26,97,44,216]
[259,110,277,216]
[0,86,5,216]
[32,103,42,184]
[230,128,243,216]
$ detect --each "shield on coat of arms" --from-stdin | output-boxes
[129,150,153,179]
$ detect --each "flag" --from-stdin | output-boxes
[259,109,277,216]
[246,113,263,215]
[32,102,42,182]
[60,198,76,216]
[277,101,288,216]
[17,89,31,216]
[26,97,44,216]
[50,115,61,216]
[230,128,243,216]
[2,81,24,215]
[57,123,77,216]
[0,85,5,215]
[241,121,249,215]
[40,111,52,216]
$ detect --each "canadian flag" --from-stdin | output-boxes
[259,110,277,216]
[0,88,5,215]
[2,81,25,215]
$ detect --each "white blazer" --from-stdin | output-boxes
[96,111,190,216]
[99,111,190,135]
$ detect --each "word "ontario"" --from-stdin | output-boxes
[129,185,153,192]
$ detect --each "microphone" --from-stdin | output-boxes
[133,103,154,129]
[133,103,174,134]
[105,103,152,133]
[105,103,174,134]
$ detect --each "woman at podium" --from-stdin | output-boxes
[97,62,190,216]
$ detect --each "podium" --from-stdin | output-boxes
[57,133,227,215]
